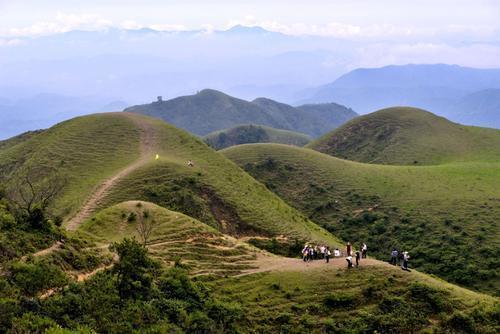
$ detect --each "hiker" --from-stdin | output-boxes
[361,243,367,258]
[302,245,309,262]
[320,245,326,259]
[346,242,352,256]
[325,246,331,263]
[355,250,361,267]
[401,251,410,271]
[390,249,398,265]
[334,248,340,257]
[308,246,315,261]
[187,160,194,167]
[346,255,353,268]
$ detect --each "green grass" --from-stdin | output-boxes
[222,143,500,294]
[308,107,500,165]
[92,114,342,247]
[79,201,258,276]
[0,112,342,247]
[203,124,311,150]
[210,265,499,333]
[0,113,141,218]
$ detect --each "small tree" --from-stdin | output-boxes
[110,238,159,300]
[135,208,155,246]
[8,166,66,228]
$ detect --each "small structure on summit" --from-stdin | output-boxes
[157,96,163,102]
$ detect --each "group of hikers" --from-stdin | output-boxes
[301,242,410,270]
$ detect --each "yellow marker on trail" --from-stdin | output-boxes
[155,154,159,160]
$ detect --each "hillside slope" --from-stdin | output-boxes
[124,89,357,137]
[0,112,339,247]
[223,144,500,294]
[203,124,311,150]
[308,107,500,165]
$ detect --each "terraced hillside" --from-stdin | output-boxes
[79,201,260,276]
[0,112,339,247]
[223,144,500,294]
[203,124,311,150]
[308,107,500,165]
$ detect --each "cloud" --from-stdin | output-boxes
[4,12,113,37]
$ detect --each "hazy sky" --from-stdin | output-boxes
[1,0,499,40]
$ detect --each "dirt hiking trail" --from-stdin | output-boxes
[236,252,387,277]
[66,113,156,231]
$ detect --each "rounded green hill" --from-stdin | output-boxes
[308,107,500,165]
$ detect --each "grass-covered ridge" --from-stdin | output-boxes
[308,107,500,165]
[0,113,141,219]
[211,265,499,333]
[222,143,500,294]
[0,112,340,247]
[203,124,311,150]
[125,89,357,137]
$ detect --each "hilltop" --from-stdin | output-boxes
[203,124,311,150]
[0,112,338,247]
[223,143,500,293]
[124,89,357,137]
[308,107,500,165]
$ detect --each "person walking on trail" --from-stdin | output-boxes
[355,250,361,267]
[309,246,315,261]
[302,245,309,262]
[325,247,331,263]
[346,254,353,268]
[401,251,410,271]
[334,248,340,257]
[390,249,398,265]
[361,243,368,258]
[346,242,352,256]
[320,245,326,259]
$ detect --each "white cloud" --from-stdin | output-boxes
[3,12,113,37]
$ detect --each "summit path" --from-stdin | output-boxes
[66,113,156,231]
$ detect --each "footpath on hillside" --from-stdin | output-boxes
[65,114,156,231]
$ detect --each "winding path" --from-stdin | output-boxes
[66,114,156,231]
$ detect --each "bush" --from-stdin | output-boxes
[10,261,68,296]
[324,293,356,308]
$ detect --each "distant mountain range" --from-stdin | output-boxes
[124,89,357,137]
[300,64,500,128]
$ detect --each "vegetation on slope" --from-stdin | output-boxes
[125,89,357,137]
[308,107,500,165]
[93,114,340,247]
[79,201,259,276]
[0,113,142,219]
[203,124,311,150]
[0,112,340,248]
[223,144,500,294]
[212,266,499,333]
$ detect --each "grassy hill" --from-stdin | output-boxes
[203,124,311,150]
[0,112,339,248]
[222,143,500,294]
[308,107,500,165]
[79,201,259,276]
[124,89,357,137]
[212,265,498,333]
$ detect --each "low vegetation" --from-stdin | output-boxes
[308,107,500,165]
[211,265,499,333]
[223,143,500,294]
